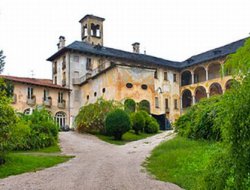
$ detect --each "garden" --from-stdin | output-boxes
[0,78,71,178]
[145,38,250,189]
[75,98,160,145]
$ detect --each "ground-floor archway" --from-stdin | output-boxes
[182,89,192,108]
[210,83,223,96]
[195,86,207,102]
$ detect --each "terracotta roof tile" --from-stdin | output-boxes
[0,75,70,90]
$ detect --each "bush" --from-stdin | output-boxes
[124,99,136,113]
[0,79,17,164]
[75,98,122,134]
[105,109,131,140]
[15,108,59,150]
[130,111,145,134]
[145,119,159,134]
[174,96,223,141]
[138,100,150,113]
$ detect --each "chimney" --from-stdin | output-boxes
[132,42,140,53]
[57,36,65,50]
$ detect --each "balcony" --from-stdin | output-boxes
[27,96,36,106]
[11,94,17,104]
[43,98,52,107]
[58,100,65,109]
[72,62,114,85]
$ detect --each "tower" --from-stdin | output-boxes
[79,14,105,46]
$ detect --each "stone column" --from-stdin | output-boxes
[191,71,194,84]
[205,67,209,81]
[192,95,196,105]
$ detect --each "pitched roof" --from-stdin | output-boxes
[180,38,247,68]
[47,41,182,69]
[47,37,248,70]
[0,75,70,90]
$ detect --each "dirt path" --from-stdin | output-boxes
[0,131,181,190]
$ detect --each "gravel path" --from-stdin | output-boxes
[0,131,181,190]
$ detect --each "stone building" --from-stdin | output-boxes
[1,14,247,128]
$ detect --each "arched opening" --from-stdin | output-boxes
[181,70,192,86]
[225,79,233,90]
[55,112,66,128]
[195,86,207,102]
[210,83,223,96]
[208,62,221,80]
[194,67,206,83]
[124,99,136,113]
[138,100,150,113]
[23,108,33,115]
[182,89,192,108]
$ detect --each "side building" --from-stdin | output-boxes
[0,75,70,127]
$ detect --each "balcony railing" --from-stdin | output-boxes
[72,62,113,85]
[43,98,52,107]
[27,96,36,106]
[58,100,66,109]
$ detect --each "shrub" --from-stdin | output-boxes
[138,100,150,113]
[145,119,159,134]
[124,99,136,113]
[105,109,131,140]
[174,96,223,141]
[0,79,17,164]
[17,107,59,150]
[75,98,122,134]
[130,111,145,134]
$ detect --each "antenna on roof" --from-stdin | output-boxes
[30,70,35,78]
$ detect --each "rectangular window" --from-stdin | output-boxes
[86,58,92,70]
[54,76,57,85]
[164,72,168,81]
[154,70,158,79]
[174,99,178,109]
[27,87,33,99]
[165,98,169,110]
[62,56,66,69]
[73,55,79,62]
[58,92,64,103]
[155,97,159,108]
[53,61,57,74]
[173,73,177,82]
[43,89,49,101]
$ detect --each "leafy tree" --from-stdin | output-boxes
[130,111,145,134]
[124,99,136,113]
[0,50,6,74]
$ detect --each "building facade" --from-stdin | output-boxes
[1,14,246,128]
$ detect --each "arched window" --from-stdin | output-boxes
[181,71,192,86]
[55,112,66,127]
[193,67,206,83]
[208,63,221,80]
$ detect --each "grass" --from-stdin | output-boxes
[0,144,73,179]
[94,130,159,145]
[145,136,222,190]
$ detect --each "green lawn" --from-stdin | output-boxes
[94,130,159,145]
[145,136,222,190]
[0,144,73,179]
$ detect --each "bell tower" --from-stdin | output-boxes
[79,14,105,46]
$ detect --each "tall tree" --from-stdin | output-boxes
[0,50,6,74]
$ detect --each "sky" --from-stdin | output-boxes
[0,0,249,79]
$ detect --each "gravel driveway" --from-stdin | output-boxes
[0,131,181,190]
